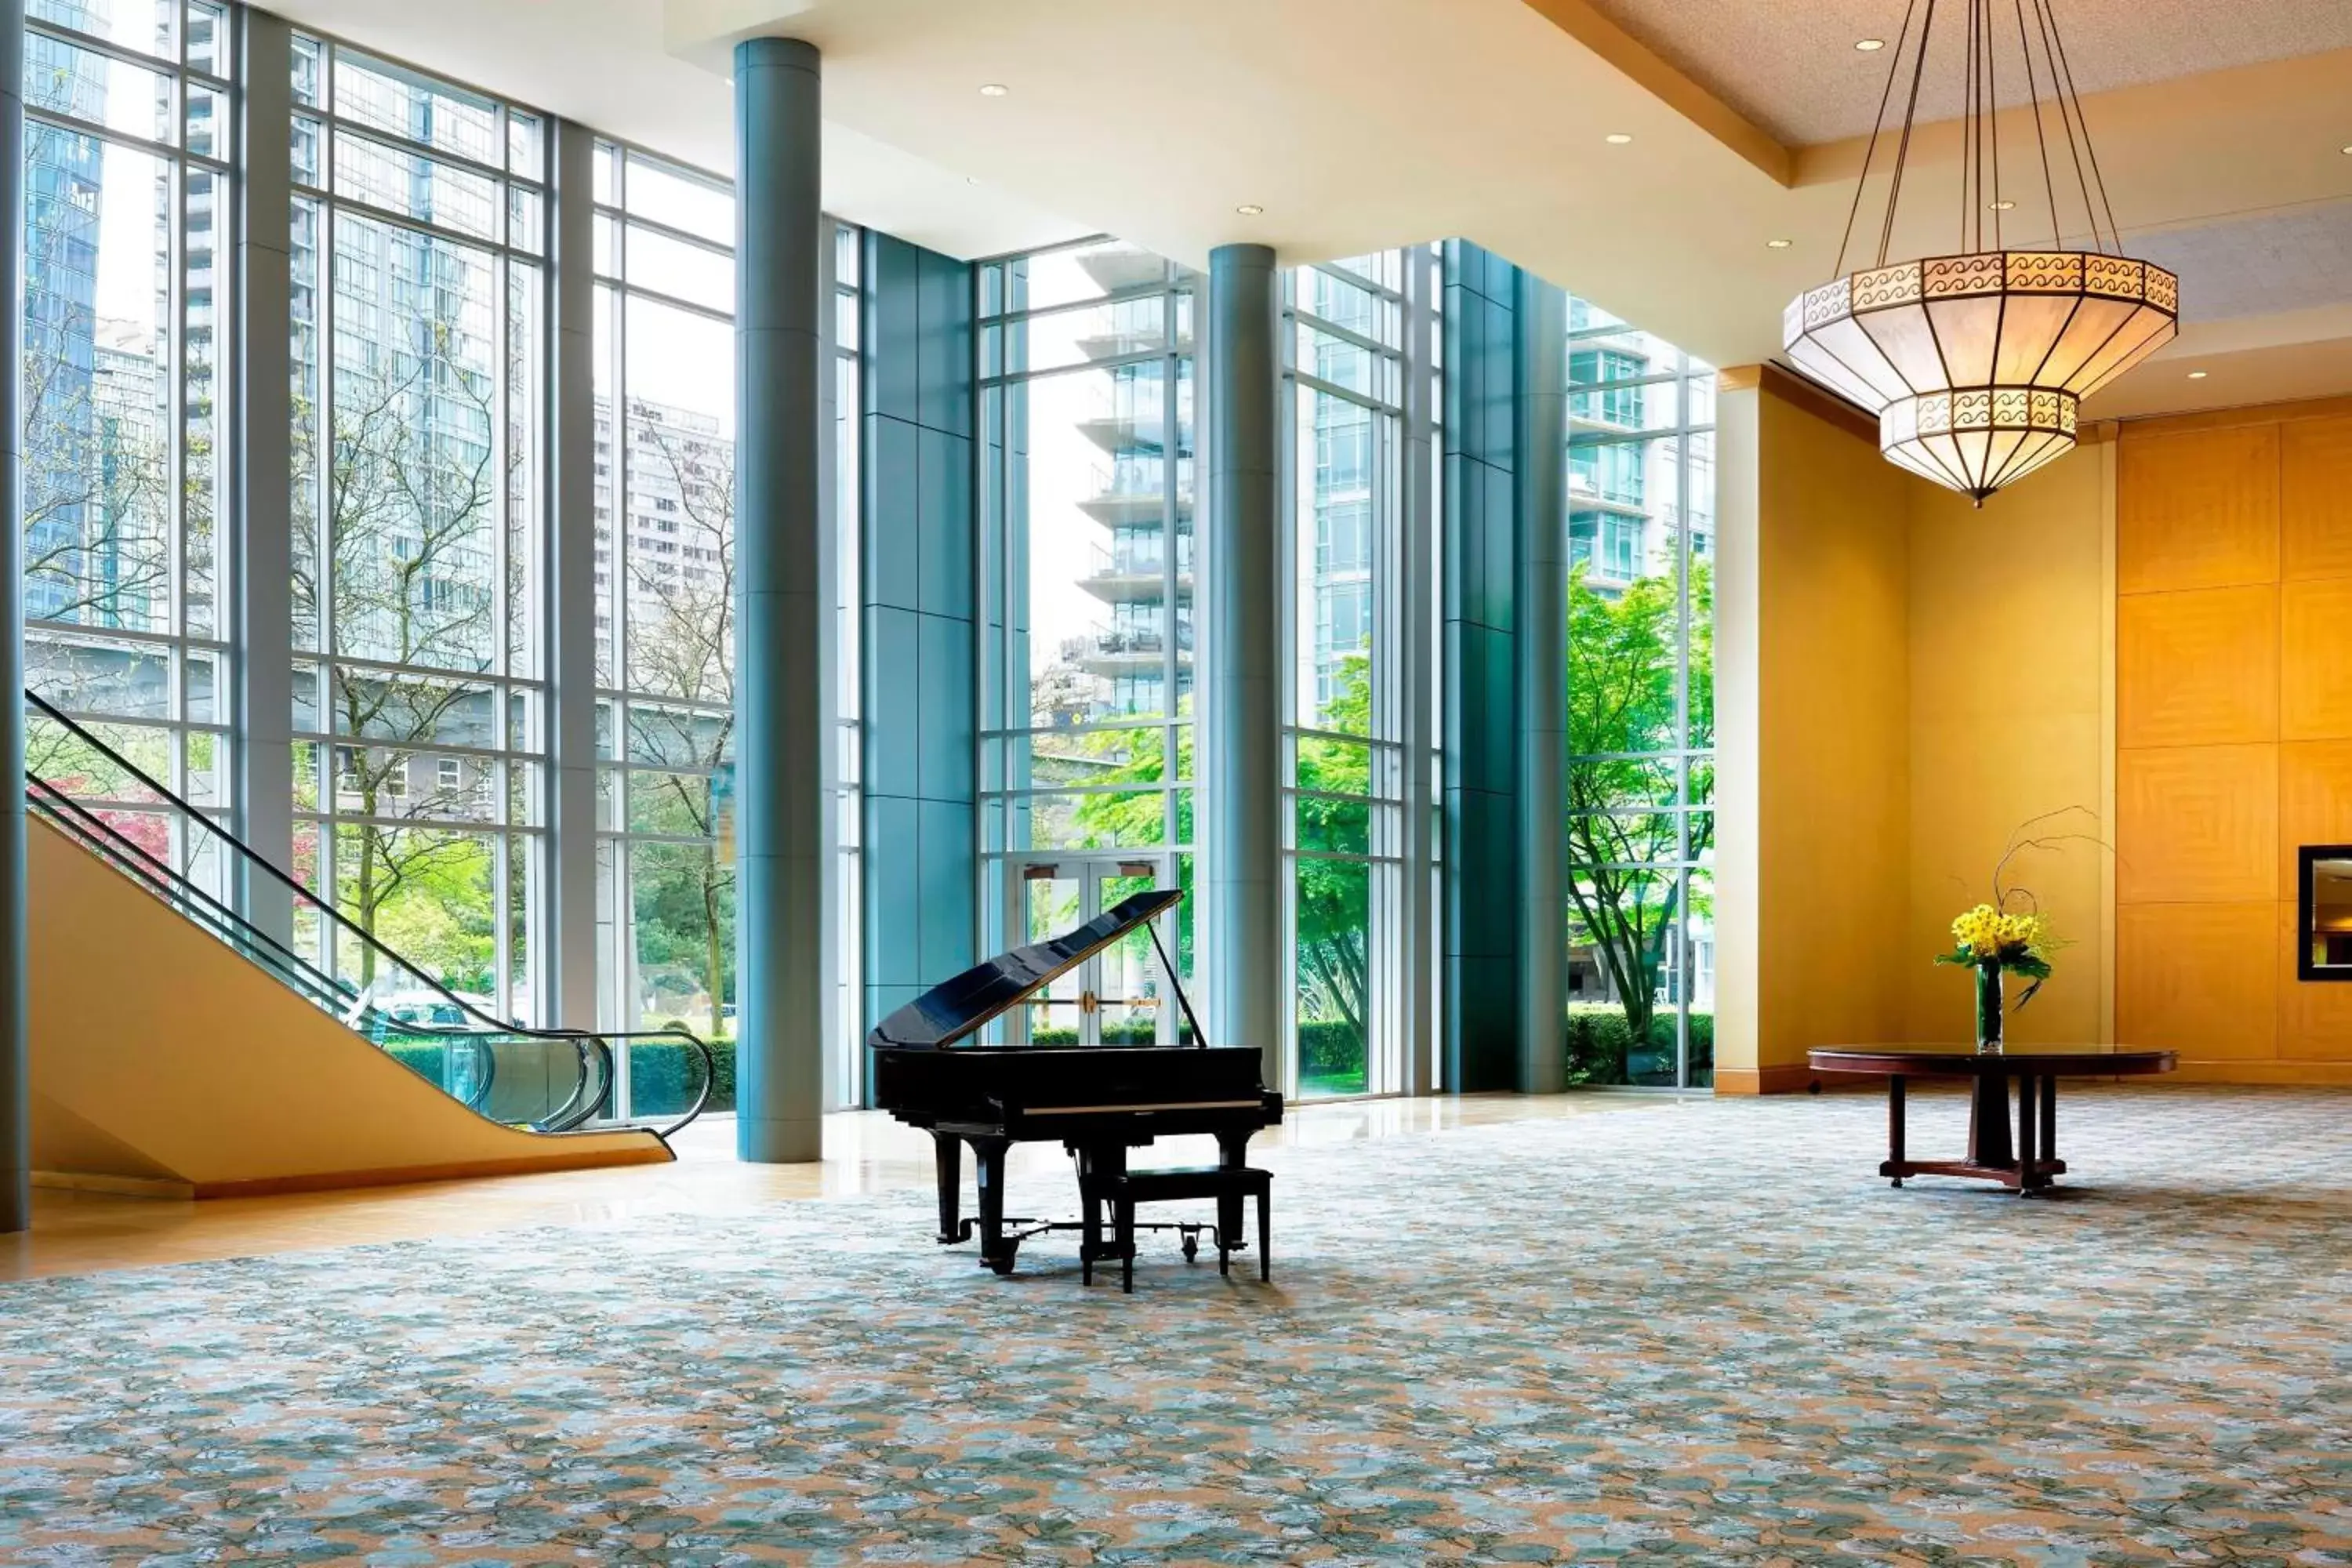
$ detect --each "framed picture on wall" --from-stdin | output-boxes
[2298,845,2352,982]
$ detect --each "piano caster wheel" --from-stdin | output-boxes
[986,1255,1017,1276]
[1181,1233,1199,1263]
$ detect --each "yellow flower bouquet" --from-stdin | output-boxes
[1935,809,2097,1051]
[1936,904,2056,1052]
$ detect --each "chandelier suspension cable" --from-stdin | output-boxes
[2027,0,2111,253]
[1833,0,1922,278]
[1876,0,1943,268]
[2012,0,2063,249]
[1985,0,2005,251]
[1962,0,1978,252]
[2039,0,2124,254]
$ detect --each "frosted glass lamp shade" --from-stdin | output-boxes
[1782,250,2178,501]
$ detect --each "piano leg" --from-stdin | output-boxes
[932,1132,963,1245]
[1216,1131,1250,1256]
[969,1135,1016,1275]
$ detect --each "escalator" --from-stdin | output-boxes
[24,690,717,1196]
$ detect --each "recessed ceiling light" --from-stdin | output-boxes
[1988,199,2016,211]
[1855,38,1886,51]
[1235,203,1263,216]
[2187,370,2209,379]
[978,82,1009,97]
[965,176,981,186]
[1766,238,1792,249]
[1604,132,1634,145]
[2342,143,2352,154]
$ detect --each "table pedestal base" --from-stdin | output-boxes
[1880,1072,2068,1196]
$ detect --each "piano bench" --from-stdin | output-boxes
[1092,1166,1272,1293]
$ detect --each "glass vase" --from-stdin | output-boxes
[1974,960,2005,1053]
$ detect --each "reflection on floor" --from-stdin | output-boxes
[3,1091,1682,1281]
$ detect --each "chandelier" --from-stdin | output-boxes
[1781,0,2178,503]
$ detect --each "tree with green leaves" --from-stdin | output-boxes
[613,399,737,1036]
[1564,558,1713,1051]
[291,310,506,989]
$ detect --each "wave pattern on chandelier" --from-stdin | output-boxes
[1784,249,2177,503]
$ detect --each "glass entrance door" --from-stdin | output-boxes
[1014,858,1176,1046]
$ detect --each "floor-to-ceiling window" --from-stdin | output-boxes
[1563,296,1715,1088]
[829,222,862,1102]
[1283,254,1415,1098]
[20,1,235,895]
[586,140,742,1120]
[586,143,864,1115]
[977,241,1196,1044]
[285,35,548,1022]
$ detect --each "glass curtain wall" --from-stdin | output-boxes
[587,147,863,1115]
[1283,254,1411,1098]
[977,241,1196,1041]
[829,226,862,1102]
[1563,296,1716,1088]
[586,140,739,1114]
[20,2,235,895]
[286,35,548,1025]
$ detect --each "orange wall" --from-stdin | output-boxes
[1905,448,2113,1049]
[2115,402,2352,1082]
[1715,379,1915,1093]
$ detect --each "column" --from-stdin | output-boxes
[860,234,976,1052]
[1514,274,1568,1094]
[1439,241,1519,1091]
[733,38,826,1161]
[0,0,26,1233]
[233,10,294,943]
[546,122,598,1033]
[1203,244,1281,1073]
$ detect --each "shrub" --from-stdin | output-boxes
[1565,1006,1714,1086]
[625,1037,735,1117]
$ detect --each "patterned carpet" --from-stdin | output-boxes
[2,1087,2349,1565]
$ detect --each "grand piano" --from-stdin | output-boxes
[870,889,1283,1276]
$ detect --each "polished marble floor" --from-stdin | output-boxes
[2,1091,1687,1281]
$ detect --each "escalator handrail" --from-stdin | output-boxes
[30,766,634,1137]
[32,776,559,1051]
[28,776,582,1127]
[24,690,717,1138]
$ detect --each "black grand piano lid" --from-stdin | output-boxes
[866,888,1185,1050]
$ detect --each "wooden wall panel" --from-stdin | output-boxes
[2116,585,2278,748]
[2278,741,2352,898]
[2280,577,2352,741]
[2281,415,2352,582]
[2116,902,2276,1059]
[2117,744,2278,905]
[2115,404,2352,1080]
[2278,904,2352,1058]
[2117,426,2280,594]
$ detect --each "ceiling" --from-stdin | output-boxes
[266,0,2352,421]
[1578,0,2352,147]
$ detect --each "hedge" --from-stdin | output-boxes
[1565,1005,1714,1086]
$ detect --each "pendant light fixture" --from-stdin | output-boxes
[1781,0,2178,504]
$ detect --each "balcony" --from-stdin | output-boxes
[1063,622,1195,677]
[1075,245,1173,296]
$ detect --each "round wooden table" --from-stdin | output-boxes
[1807,1044,2177,1196]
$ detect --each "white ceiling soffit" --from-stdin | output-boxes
[254,0,1092,257]
[1577,0,2352,148]
[274,0,2350,419]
